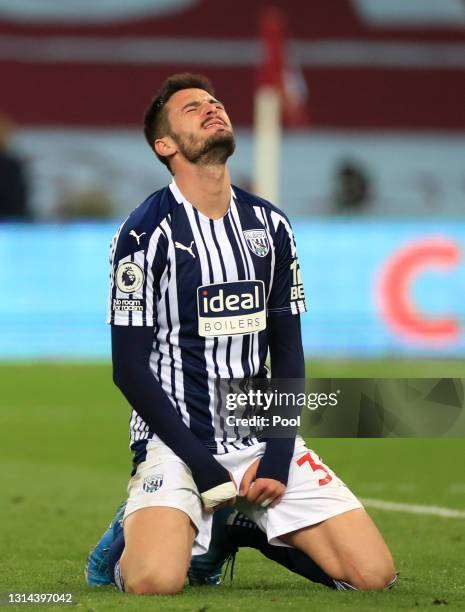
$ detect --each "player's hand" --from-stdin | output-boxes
[201,474,236,514]
[239,459,286,508]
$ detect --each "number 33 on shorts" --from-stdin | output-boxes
[297,451,333,486]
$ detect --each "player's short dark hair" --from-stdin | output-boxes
[143,73,215,173]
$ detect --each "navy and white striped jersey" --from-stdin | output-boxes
[107,180,307,454]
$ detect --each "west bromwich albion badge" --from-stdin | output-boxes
[243,229,270,257]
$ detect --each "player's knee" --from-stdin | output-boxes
[123,566,185,595]
[348,563,397,591]
[125,573,184,595]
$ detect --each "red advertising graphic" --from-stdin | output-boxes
[376,238,461,344]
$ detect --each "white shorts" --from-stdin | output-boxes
[124,437,363,555]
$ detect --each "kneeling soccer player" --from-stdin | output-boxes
[86,502,397,591]
[89,72,397,595]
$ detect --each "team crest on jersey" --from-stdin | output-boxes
[115,262,144,293]
[143,473,163,493]
[243,229,269,257]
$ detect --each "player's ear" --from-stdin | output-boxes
[154,136,177,160]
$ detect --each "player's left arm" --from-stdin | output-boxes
[242,214,307,506]
[242,315,305,505]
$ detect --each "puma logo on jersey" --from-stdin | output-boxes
[129,230,146,245]
[175,240,196,259]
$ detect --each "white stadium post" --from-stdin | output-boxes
[253,7,285,205]
[253,7,308,204]
[253,85,281,204]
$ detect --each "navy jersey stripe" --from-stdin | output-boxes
[193,209,222,447]
[163,239,183,419]
[173,204,211,444]
[208,219,235,446]
[231,200,262,377]
[226,208,252,377]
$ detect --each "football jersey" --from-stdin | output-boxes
[108,180,307,454]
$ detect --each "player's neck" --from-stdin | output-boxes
[173,164,231,220]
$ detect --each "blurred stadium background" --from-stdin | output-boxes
[2,2,465,609]
[1,0,465,364]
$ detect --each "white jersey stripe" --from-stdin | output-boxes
[274,213,298,258]
[148,225,180,433]
[182,201,218,436]
[131,249,145,327]
[210,218,245,379]
[107,218,128,324]
[145,226,164,326]
[228,200,254,375]
[199,218,232,449]
[192,211,223,445]
[161,218,188,428]
[228,207,254,377]
[230,199,262,376]
[113,253,132,326]
[255,205,276,301]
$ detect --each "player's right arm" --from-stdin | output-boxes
[107,219,234,503]
[111,326,234,500]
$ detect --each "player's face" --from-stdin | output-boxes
[165,88,235,165]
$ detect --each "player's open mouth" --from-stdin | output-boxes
[203,120,225,129]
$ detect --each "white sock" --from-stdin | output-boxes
[113,560,125,592]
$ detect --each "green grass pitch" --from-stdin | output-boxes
[1,361,465,611]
